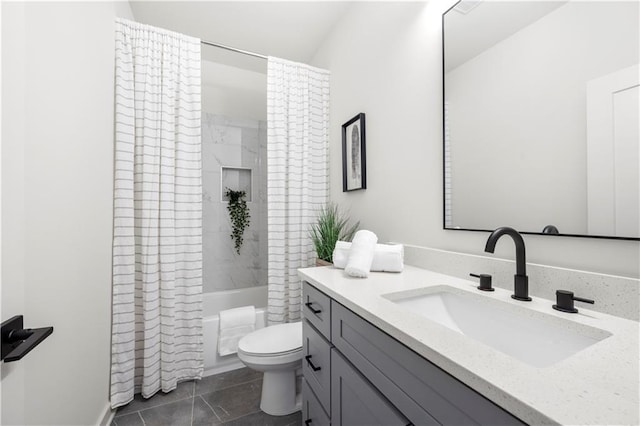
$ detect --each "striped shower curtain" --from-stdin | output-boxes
[266,57,330,324]
[111,18,203,408]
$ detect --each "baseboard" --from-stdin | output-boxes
[97,401,115,426]
[203,359,244,377]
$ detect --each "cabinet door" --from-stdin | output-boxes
[302,380,331,426]
[303,281,332,339]
[303,320,332,413]
[331,349,409,426]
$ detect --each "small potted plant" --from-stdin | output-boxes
[310,203,359,266]
[225,188,250,254]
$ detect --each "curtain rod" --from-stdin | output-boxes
[201,40,268,60]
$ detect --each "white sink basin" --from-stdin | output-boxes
[382,286,611,368]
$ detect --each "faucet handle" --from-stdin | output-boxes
[553,290,594,313]
[470,273,494,292]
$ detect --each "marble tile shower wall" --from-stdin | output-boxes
[202,113,267,293]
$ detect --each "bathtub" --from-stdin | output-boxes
[202,286,268,377]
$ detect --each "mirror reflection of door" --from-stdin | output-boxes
[587,65,639,237]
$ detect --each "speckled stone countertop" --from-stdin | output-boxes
[298,265,639,425]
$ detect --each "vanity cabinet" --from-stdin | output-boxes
[302,380,331,426]
[302,281,525,426]
[331,348,410,426]
[302,320,332,411]
[303,281,332,338]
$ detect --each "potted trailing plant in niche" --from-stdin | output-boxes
[225,188,250,254]
[310,203,359,266]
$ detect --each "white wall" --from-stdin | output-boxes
[311,1,640,279]
[1,2,133,424]
[446,1,638,234]
[1,4,27,423]
[202,59,266,121]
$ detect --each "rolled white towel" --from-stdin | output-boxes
[372,243,404,272]
[333,241,404,272]
[332,241,351,268]
[345,230,378,278]
[218,306,256,356]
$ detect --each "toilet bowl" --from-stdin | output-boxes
[237,322,303,416]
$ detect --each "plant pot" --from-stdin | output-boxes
[315,259,332,267]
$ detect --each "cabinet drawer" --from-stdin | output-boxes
[332,301,525,426]
[331,348,409,426]
[303,282,331,340]
[303,320,332,414]
[302,379,331,426]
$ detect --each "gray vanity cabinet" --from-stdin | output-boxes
[303,320,332,411]
[301,281,525,426]
[331,349,410,426]
[303,281,332,339]
[302,282,333,423]
[302,380,331,426]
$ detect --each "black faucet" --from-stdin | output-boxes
[484,227,532,301]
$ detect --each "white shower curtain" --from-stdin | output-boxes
[111,18,203,408]
[266,57,330,324]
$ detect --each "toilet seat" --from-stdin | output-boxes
[238,322,302,357]
[236,321,303,415]
[240,347,302,357]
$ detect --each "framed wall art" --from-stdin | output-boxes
[342,113,366,192]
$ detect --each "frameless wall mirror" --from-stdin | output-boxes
[443,0,639,240]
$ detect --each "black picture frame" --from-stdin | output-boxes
[342,113,367,192]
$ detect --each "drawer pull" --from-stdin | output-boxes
[305,355,322,371]
[304,420,312,426]
[305,302,322,314]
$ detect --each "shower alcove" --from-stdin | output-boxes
[202,112,267,294]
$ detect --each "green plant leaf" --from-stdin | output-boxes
[225,188,251,254]
[309,203,360,263]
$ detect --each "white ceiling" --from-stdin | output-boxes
[129,1,353,72]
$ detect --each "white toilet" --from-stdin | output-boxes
[237,322,303,416]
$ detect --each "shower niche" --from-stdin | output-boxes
[221,167,252,202]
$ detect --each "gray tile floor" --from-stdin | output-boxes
[112,368,301,426]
